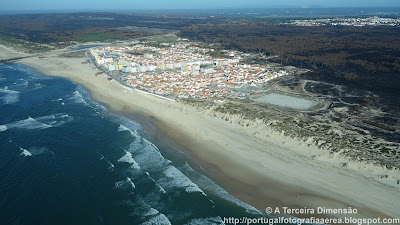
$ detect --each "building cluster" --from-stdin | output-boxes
[89,41,289,101]
[285,16,400,27]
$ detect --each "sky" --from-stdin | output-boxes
[1,0,400,11]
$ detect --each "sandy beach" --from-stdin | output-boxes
[0,45,28,60]
[1,44,399,221]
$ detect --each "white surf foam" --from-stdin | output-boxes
[69,90,87,105]
[114,177,136,189]
[179,163,261,215]
[59,114,69,118]
[35,113,72,127]
[1,114,72,131]
[36,114,56,120]
[113,116,142,132]
[0,125,7,132]
[157,165,206,196]
[185,216,224,225]
[127,177,135,189]
[106,159,115,170]
[142,208,160,217]
[140,211,171,225]
[14,64,51,80]
[3,116,52,130]
[117,150,140,169]
[19,147,32,157]
[13,79,28,87]
[145,172,166,194]
[30,83,44,90]
[118,125,136,137]
[28,147,53,156]
[128,137,170,171]
[0,86,20,104]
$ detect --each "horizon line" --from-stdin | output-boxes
[1,6,400,12]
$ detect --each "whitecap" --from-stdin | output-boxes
[2,114,72,131]
[13,79,28,87]
[113,116,142,132]
[93,103,107,112]
[0,125,7,132]
[128,136,170,171]
[36,114,56,120]
[157,165,206,196]
[35,113,72,127]
[19,147,32,157]
[185,217,225,225]
[145,172,166,194]
[59,114,69,118]
[117,150,140,169]
[0,86,20,104]
[30,83,44,90]
[179,163,261,215]
[114,180,123,189]
[3,116,52,130]
[21,80,28,86]
[118,124,136,137]
[28,147,53,156]
[114,177,135,189]
[140,212,171,225]
[69,90,87,105]
[127,177,135,188]
[142,208,160,217]
[105,159,114,170]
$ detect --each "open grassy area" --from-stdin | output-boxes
[0,34,53,53]
[72,32,119,42]
[143,34,180,43]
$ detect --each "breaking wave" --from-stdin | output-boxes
[179,163,261,215]
[0,86,20,104]
[157,165,206,195]
[140,208,171,225]
[1,113,72,131]
[185,217,224,225]
[19,147,32,157]
[2,116,52,130]
[0,125,7,132]
[114,177,135,189]
[69,90,87,105]
[117,150,140,169]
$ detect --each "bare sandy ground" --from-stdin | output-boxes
[0,45,28,60]
[2,45,398,221]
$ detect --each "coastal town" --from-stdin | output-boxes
[285,16,400,27]
[88,37,306,101]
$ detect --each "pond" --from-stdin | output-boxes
[254,93,319,110]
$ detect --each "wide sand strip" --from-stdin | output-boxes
[0,45,28,60]
[6,50,398,221]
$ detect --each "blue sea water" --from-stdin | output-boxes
[0,63,262,225]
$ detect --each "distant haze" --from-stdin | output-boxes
[1,0,400,11]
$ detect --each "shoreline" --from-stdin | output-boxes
[1,45,400,221]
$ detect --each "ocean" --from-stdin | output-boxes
[0,63,263,225]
